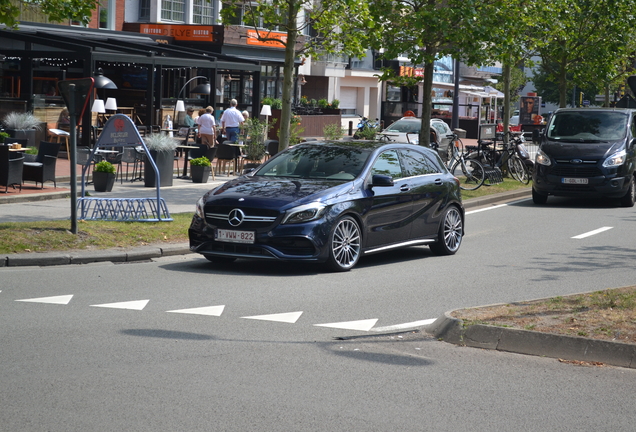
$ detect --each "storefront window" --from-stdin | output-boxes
[221,2,242,25]
[161,0,185,22]
[139,0,150,20]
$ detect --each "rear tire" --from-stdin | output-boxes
[450,158,485,190]
[510,156,530,184]
[430,206,463,255]
[532,188,548,204]
[620,175,636,207]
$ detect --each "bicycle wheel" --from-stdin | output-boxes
[450,157,485,190]
[509,155,530,184]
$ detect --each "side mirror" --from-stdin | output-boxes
[532,128,541,144]
[371,174,394,187]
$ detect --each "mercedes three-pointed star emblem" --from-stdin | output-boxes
[228,208,245,227]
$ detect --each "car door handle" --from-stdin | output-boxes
[434,178,443,185]
[400,185,410,192]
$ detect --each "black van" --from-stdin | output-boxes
[532,108,636,207]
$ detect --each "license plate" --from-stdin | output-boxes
[216,229,255,244]
[562,178,588,184]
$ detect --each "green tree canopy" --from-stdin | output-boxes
[1,0,96,27]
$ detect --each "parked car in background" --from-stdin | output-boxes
[532,108,636,207]
[189,141,464,271]
[379,117,454,162]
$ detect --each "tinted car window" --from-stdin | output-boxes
[371,150,404,179]
[384,119,420,134]
[547,111,629,141]
[255,144,372,180]
[399,148,441,176]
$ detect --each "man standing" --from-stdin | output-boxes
[220,99,244,143]
[197,106,217,148]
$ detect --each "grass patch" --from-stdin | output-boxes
[460,178,531,200]
[0,213,193,254]
[451,286,636,345]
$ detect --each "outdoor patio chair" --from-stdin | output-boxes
[0,145,24,192]
[215,143,236,176]
[22,141,61,188]
[265,140,279,159]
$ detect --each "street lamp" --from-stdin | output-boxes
[173,76,211,126]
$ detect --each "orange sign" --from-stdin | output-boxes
[137,24,222,43]
[246,29,287,48]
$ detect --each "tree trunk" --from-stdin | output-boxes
[419,47,436,148]
[503,62,511,143]
[278,4,300,153]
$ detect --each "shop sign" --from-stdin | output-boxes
[246,29,287,48]
[399,66,424,77]
[132,24,223,44]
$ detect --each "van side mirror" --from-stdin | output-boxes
[532,128,542,144]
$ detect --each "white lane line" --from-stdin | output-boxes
[572,226,613,239]
[167,305,225,316]
[90,299,149,310]
[16,294,74,305]
[242,311,303,323]
[465,198,531,215]
[371,319,436,332]
[314,318,378,331]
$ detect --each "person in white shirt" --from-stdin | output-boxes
[220,99,244,143]
[196,106,217,148]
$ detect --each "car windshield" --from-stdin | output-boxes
[383,119,420,134]
[547,111,628,142]
[254,144,373,180]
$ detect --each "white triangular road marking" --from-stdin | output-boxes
[167,305,225,316]
[90,299,149,310]
[314,318,378,331]
[371,319,436,332]
[242,311,303,323]
[16,294,74,305]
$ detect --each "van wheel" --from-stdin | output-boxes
[620,176,635,207]
[532,188,548,205]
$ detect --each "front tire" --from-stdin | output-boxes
[620,175,636,207]
[326,216,361,272]
[532,188,548,204]
[430,206,463,255]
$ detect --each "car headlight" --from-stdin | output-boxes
[282,202,327,224]
[535,148,551,166]
[195,196,205,218]
[603,150,626,168]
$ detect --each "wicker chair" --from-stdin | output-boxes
[0,145,24,192]
[22,141,61,188]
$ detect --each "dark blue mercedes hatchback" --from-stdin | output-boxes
[188,141,464,271]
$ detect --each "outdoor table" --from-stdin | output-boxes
[177,145,199,179]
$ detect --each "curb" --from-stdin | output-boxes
[426,310,636,369]
[0,244,191,268]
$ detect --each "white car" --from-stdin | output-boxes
[379,117,454,161]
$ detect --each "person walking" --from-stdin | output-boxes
[220,99,244,143]
[197,106,217,148]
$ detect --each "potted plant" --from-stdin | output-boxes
[93,160,116,192]
[317,99,329,110]
[0,131,9,143]
[143,133,177,187]
[1,112,43,148]
[24,146,38,162]
[242,118,268,163]
[189,156,211,183]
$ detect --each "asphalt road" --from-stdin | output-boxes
[1,195,636,431]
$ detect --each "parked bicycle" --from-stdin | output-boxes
[442,133,487,190]
[472,131,530,185]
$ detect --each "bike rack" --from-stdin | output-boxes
[77,114,173,222]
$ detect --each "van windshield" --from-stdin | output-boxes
[547,111,629,142]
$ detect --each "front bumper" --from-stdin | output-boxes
[188,214,331,262]
[533,167,630,198]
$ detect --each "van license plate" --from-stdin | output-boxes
[562,178,588,184]
[216,229,255,244]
